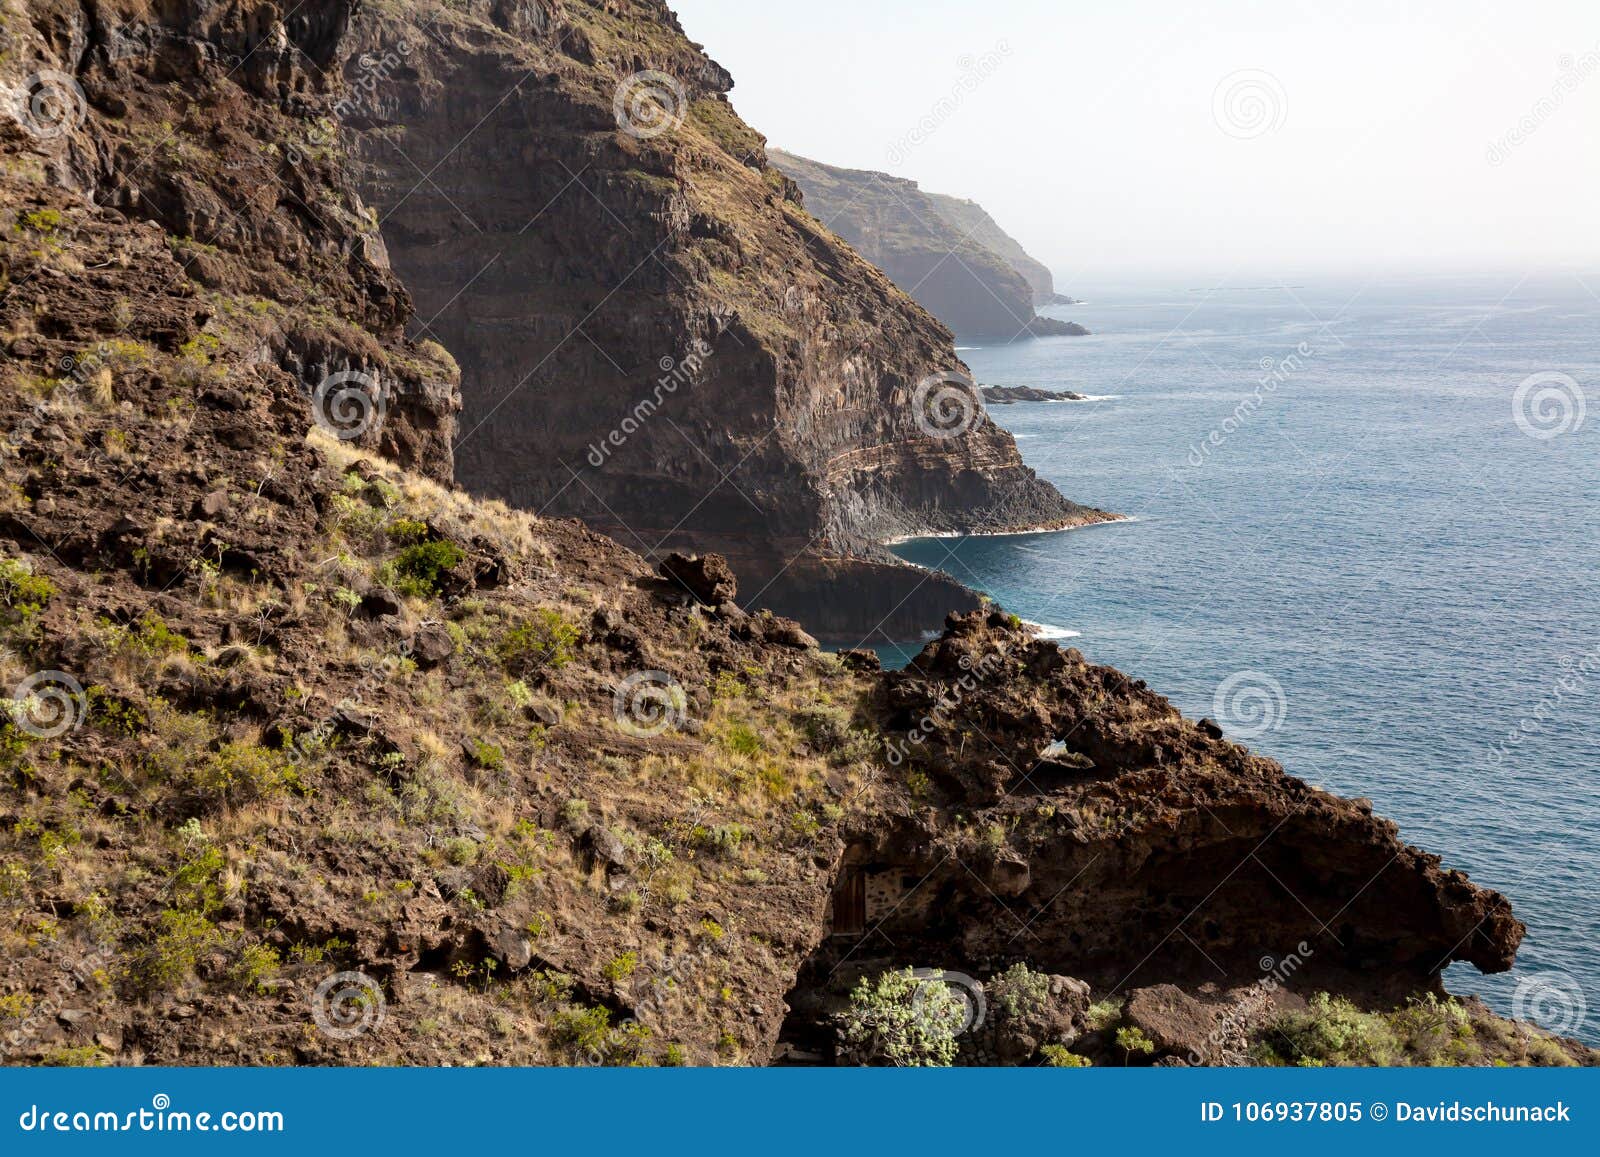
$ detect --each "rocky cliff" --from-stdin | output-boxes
[769,148,1088,340]
[921,190,1071,308]
[336,1,1104,640]
[0,0,1582,1071]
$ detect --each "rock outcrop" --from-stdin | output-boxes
[337,2,1105,639]
[1,0,460,481]
[768,148,1089,341]
[983,385,1088,404]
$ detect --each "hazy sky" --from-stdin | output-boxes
[670,0,1600,287]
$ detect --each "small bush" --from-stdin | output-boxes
[840,968,966,1067]
[0,558,54,619]
[183,742,303,809]
[1115,1025,1156,1063]
[604,952,639,982]
[1040,1045,1092,1067]
[989,962,1051,1021]
[388,540,465,598]
[138,909,221,990]
[385,518,431,545]
[229,942,282,992]
[498,609,581,674]
[1086,997,1123,1031]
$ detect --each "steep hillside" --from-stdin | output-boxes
[769,148,1087,339]
[340,1,1106,640]
[922,191,1075,307]
[0,0,1583,1071]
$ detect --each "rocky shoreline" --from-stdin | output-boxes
[982,385,1091,404]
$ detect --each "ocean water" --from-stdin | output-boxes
[890,273,1600,1042]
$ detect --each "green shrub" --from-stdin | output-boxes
[387,540,465,598]
[498,609,581,673]
[549,1005,613,1058]
[839,968,966,1067]
[1086,997,1123,1031]
[229,942,282,992]
[0,558,54,618]
[183,742,303,809]
[138,909,221,989]
[385,518,431,545]
[604,952,639,982]
[989,962,1052,1021]
[1040,1044,1092,1067]
[1115,1025,1156,1063]
[720,723,762,757]
[1260,993,1399,1067]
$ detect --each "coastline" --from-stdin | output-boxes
[882,511,1135,548]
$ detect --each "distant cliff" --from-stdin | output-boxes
[342,1,1106,637]
[768,149,1086,339]
[922,192,1077,307]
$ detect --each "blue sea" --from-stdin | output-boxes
[890,272,1600,1043]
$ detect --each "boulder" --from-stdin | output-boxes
[761,614,819,650]
[410,624,455,668]
[657,552,737,605]
[1125,984,1218,1063]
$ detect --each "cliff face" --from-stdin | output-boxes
[768,148,1087,340]
[921,191,1067,308]
[0,0,1570,1071]
[1,0,460,480]
[338,2,1103,638]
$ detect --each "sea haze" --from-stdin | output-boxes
[890,272,1600,1041]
